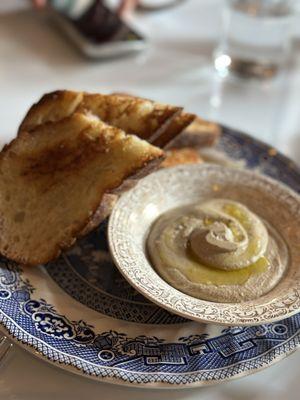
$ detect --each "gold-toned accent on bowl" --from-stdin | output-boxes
[108,164,300,326]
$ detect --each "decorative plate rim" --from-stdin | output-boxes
[1,315,300,389]
[108,164,300,326]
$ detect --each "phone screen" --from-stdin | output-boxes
[50,0,144,43]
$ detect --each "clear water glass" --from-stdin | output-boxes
[214,0,294,79]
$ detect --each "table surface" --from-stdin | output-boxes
[0,1,300,399]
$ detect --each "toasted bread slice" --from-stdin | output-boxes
[167,117,221,149]
[161,147,203,168]
[19,91,191,146]
[152,112,195,148]
[109,92,196,147]
[19,91,84,131]
[1,113,163,265]
[77,93,183,142]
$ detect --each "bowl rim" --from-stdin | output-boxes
[108,164,300,326]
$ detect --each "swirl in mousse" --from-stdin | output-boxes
[147,199,289,302]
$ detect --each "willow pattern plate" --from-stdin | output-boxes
[0,126,299,388]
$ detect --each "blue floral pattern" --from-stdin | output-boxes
[46,231,186,324]
[0,126,299,387]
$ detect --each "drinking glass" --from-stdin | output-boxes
[214,0,295,79]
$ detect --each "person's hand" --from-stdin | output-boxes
[118,0,139,15]
[32,0,47,8]
[31,0,139,16]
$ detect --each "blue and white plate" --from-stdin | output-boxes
[0,126,299,388]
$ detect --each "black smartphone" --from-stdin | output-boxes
[48,0,147,58]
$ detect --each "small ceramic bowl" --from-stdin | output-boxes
[108,164,300,326]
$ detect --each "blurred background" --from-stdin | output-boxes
[1,0,300,164]
[1,1,300,399]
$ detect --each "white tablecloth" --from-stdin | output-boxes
[0,1,299,399]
